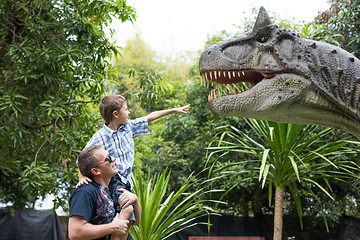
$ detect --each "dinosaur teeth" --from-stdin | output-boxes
[201,71,253,101]
[206,82,245,100]
[202,70,248,81]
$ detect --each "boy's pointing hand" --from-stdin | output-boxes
[176,104,191,114]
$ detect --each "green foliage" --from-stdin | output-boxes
[130,168,213,240]
[0,0,135,208]
[208,119,360,229]
[129,68,173,109]
[311,0,360,58]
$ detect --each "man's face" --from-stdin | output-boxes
[93,148,118,178]
[117,102,130,125]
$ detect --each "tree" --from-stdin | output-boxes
[208,119,360,240]
[312,0,360,58]
[0,0,135,208]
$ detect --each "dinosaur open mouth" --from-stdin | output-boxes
[201,70,278,100]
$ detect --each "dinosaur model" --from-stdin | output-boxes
[199,7,360,138]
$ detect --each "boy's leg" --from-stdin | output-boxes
[110,177,136,240]
[113,204,134,240]
[111,205,133,240]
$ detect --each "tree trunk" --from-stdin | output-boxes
[273,187,284,240]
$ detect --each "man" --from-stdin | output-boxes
[68,145,141,240]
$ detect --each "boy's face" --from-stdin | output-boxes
[117,102,130,125]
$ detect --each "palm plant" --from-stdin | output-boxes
[130,168,215,240]
[207,119,360,240]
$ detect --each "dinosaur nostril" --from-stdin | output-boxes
[207,51,212,56]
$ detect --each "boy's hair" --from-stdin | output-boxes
[99,95,126,125]
[78,145,102,179]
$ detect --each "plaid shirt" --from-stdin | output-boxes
[85,117,149,187]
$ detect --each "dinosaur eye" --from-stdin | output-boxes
[258,35,269,43]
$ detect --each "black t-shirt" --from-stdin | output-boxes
[69,181,115,240]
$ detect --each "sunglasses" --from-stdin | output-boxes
[93,154,113,168]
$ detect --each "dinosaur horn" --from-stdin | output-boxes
[253,7,272,32]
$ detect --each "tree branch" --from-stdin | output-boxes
[55,100,96,107]
[20,114,80,129]
[13,0,33,18]
[121,81,142,96]
[42,128,55,147]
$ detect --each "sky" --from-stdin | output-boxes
[112,0,331,57]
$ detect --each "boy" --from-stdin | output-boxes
[77,95,190,236]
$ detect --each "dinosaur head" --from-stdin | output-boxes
[199,7,312,120]
[199,7,360,138]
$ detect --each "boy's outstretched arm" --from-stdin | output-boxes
[146,104,190,122]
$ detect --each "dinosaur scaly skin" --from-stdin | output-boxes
[199,7,360,138]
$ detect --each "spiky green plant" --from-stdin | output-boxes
[208,119,360,240]
[130,168,215,240]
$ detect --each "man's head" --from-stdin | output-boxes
[78,145,117,180]
[99,95,127,125]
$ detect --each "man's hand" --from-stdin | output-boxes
[110,213,129,235]
[174,104,191,114]
[118,189,139,209]
[76,175,92,188]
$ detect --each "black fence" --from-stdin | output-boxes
[0,209,63,240]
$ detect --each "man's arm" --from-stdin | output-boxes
[68,214,129,240]
[146,104,190,122]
